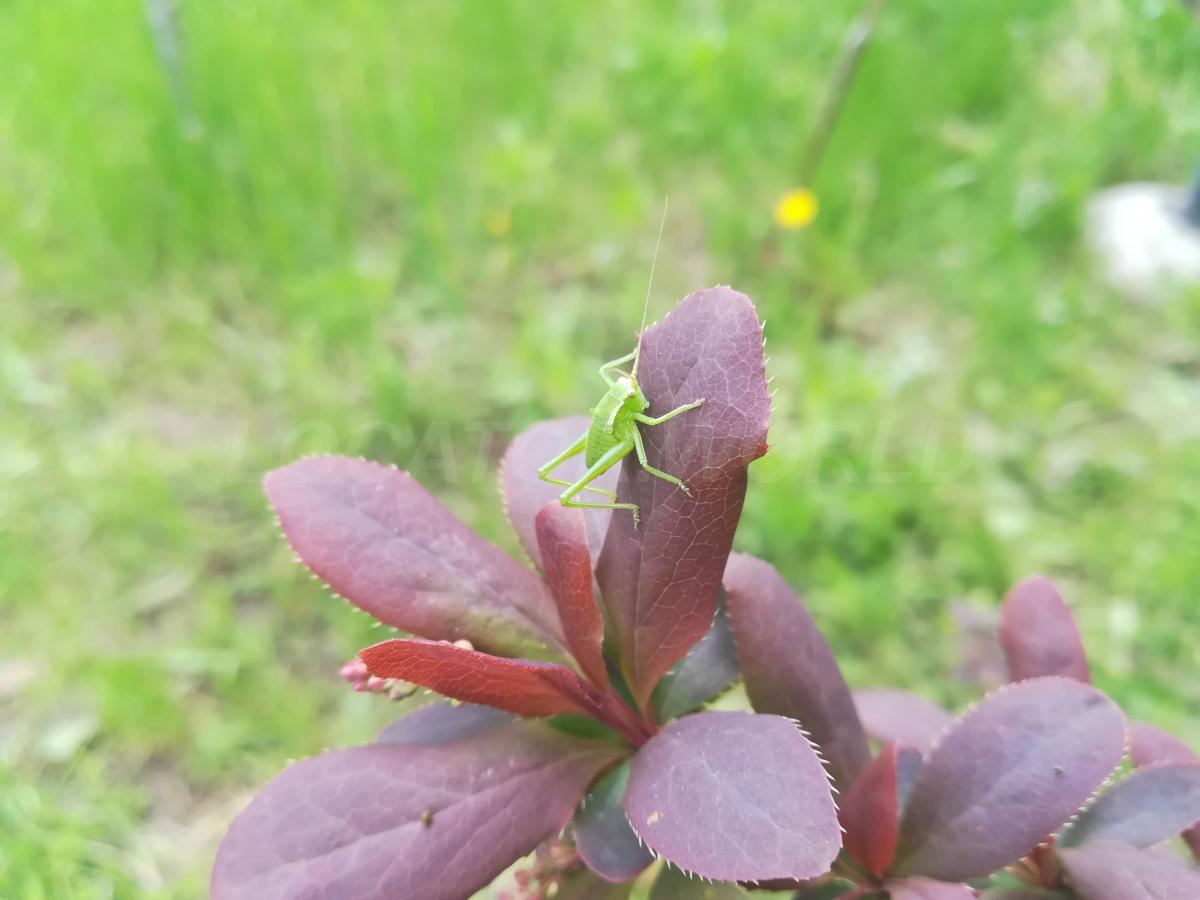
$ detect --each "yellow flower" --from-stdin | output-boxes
[773,187,819,230]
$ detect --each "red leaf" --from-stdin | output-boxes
[596,287,770,707]
[725,553,870,791]
[894,678,1126,882]
[840,742,923,877]
[999,574,1090,684]
[536,503,609,689]
[360,639,602,720]
[265,456,565,659]
[624,711,841,883]
[853,688,953,755]
[212,720,620,900]
[501,417,617,569]
[1059,840,1200,899]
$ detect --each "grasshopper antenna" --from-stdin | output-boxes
[632,196,669,378]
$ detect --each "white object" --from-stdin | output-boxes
[1086,182,1200,302]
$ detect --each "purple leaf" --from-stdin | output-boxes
[212,720,620,900]
[1058,763,1200,849]
[574,761,654,883]
[501,416,616,568]
[536,503,609,688]
[377,700,513,744]
[265,456,565,660]
[651,587,739,722]
[853,689,953,755]
[649,864,751,898]
[999,575,1091,684]
[725,553,870,791]
[884,877,977,899]
[894,678,1126,881]
[624,711,840,883]
[1127,723,1200,860]
[1129,721,1197,767]
[359,639,602,720]
[980,891,1072,899]
[840,742,923,877]
[1058,840,1200,900]
[596,288,770,707]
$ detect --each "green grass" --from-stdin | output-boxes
[3,0,1200,895]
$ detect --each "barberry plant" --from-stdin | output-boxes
[212,288,1200,900]
[850,575,1200,899]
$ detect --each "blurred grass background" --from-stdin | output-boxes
[3,0,1200,895]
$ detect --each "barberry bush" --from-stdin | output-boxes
[212,289,1200,900]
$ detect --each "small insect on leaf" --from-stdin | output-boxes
[596,287,770,707]
[537,203,706,525]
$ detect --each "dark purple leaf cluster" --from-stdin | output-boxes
[213,289,1200,900]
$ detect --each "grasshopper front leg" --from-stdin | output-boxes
[633,397,704,427]
[597,349,637,386]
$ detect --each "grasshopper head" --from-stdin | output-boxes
[615,375,650,412]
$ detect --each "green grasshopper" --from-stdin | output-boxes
[538,205,704,524]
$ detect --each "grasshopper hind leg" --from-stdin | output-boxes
[537,431,620,499]
[558,438,640,524]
